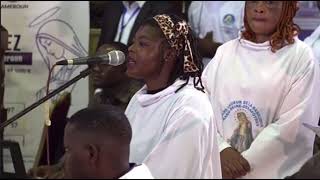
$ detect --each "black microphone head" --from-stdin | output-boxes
[100,50,126,66]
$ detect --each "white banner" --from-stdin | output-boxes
[1,1,89,171]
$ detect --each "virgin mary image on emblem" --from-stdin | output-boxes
[229,112,254,152]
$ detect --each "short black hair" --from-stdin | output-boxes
[68,105,132,144]
[96,42,128,56]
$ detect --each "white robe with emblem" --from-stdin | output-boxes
[125,80,222,179]
[188,1,245,66]
[202,37,320,178]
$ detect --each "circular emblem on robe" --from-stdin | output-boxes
[223,14,235,26]
[222,100,264,152]
[222,100,263,128]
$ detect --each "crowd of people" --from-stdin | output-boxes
[5,1,319,179]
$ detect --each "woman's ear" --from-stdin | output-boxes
[86,144,99,166]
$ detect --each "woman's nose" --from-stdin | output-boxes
[254,2,266,14]
[128,42,135,53]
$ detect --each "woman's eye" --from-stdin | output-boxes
[139,42,147,47]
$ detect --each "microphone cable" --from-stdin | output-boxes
[44,63,57,166]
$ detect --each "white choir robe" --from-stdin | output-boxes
[202,37,320,178]
[125,80,222,179]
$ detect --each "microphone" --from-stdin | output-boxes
[55,50,126,66]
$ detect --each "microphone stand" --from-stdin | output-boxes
[0,67,92,130]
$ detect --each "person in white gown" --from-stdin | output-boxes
[188,1,245,66]
[203,1,320,179]
[125,14,221,179]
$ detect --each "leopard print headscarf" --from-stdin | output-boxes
[153,14,199,73]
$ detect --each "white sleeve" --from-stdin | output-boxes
[217,133,231,152]
[241,50,320,178]
[202,47,232,152]
[143,105,221,179]
[202,53,216,97]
